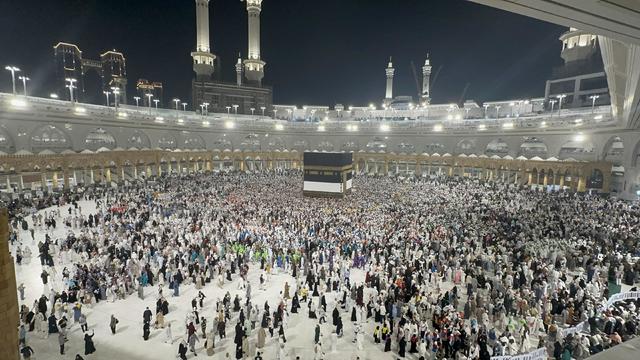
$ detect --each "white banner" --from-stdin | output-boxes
[491,347,547,360]
[606,291,640,307]
[561,321,589,337]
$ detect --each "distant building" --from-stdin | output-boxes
[53,42,127,105]
[136,79,163,107]
[545,28,609,109]
[190,0,272,115]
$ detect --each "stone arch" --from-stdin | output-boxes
[240,133,261,151]
[366,137,387,152]
[559,139,594,160]
[316,141,334,152]
[602,136,624,164]
[212,136,233,151]
[292,140,307,152]
[158,134,177,150]
[30,124,72,153]
[396,142,415,153]
[84,127,117,151]
[424,142,445,154]
[126,129,151,149]
[341,141,359,152]
[182,132,206,150]
[455,139,477,155]
[519,137,548,158]
[485,138,509,156]
[0,126,15,153]
[266,136,286,151]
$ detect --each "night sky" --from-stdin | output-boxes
[0,0,566,107]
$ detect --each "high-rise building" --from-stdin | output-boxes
[53,42,128,105]
[136,79,163,107]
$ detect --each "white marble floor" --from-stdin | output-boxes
[11,200,411,360]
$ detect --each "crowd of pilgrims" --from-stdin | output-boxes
[12,171,640,360]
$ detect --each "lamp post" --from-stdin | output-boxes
[103,91,111,106]
[483,104,489,119]
[199,104,205,115]
[232,104,239,115]
[465,108,470,119]
[272,109,278,118]
[182,102,187,111]
[111,87,120,109]
[495,105,501,119]
[18,75,29,96]
[286,108,292,121]
[250,107,255,116]
[153,99,160,110]
[133,96,140,107]
[225,106,231,114]
[65,78,77,103]
[549,99,557,115]
[589,95,600,113]
[260,106,266,116]
[203,102,209,116]
[4,66,20,94]
[556,94,567,114]
[173,98,180,110]
[145,93,153,113]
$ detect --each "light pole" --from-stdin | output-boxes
[4,66,20,94]
[103,91,111,106]
[465,108,470,119]
[225,106,231,114]
[232,104,239,115]
[589,95,600,113]
[145,93,153,113]
[272,109,278,118]
[286,108,292,121]
[153,99,160,110]
[173,98,180,110]
[65,78,77,102]
[250,107,255,116]
[111,87,120,109]
[133,96,140,107]
[203,102,209,116]
[495,105,501,118]
[260,106,266,116]
[549,99,557,115]
[200,104,205,115]
[182,102,188,111]
[509,102,515,117]
[18,75,29,96]
[483,104,489,119]
[556,94,567,114]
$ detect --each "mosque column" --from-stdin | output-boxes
[559,175,565,188]
[5,176,11,191]
[18,175,24,191]
[552,173,557,187]
[63,170,69,189]
[73,171,77,186]
[577,176,586,192]
[415,162,421,176]
[543,173,548,186]
[90,169,95,184]
[448,166,453,176]
[207,160,212,171]
[384,159,389,175]
[240,159,245,172]
[0,208,20,360]
[157,164,162,177]
[177,161,182,174]
[52,171,59,189]
[514,172,518,185]
[146,166,152,177]
[106,168,112,183]
[601,169,611,194]
[133,166,138,179]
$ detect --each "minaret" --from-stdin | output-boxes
[243,0,266,86]
[385,57,395,105]
[191,0,216,81]
[235,54,243,86]
[421,54,432,104]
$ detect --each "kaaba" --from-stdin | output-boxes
[303,152,353,198]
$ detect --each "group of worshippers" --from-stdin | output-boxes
[10,170,640,359]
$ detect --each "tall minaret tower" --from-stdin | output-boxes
[191,0,216,81]
[235,54,243,86]
[421,54,432,104]
[243,0,266,86]
[384,57,395,105]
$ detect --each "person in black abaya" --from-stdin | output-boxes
[143,322,150,340]
[291,293,299,313]
[84,331,96,355]
[351,306,357,322]
[399,335,407,357]
[384,334,392,352]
